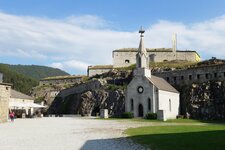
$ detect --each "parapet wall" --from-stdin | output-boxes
[39,76,84,86]
[154,64,225,85]
[57,79,106,99]
[0,84,11,123]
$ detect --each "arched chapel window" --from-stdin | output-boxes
[131,99,134,111]
[148,98,151,111]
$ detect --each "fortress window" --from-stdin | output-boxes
[189,75,192,80]
[214,73,217,78]
[125,59,130,63]
[166,77,170,82]
[174,77,177,82]
[181,76,184,80]
[206,74,209,79]
[197,74,200,79]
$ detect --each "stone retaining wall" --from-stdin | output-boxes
[0,84,11,123]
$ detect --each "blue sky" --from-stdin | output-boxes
[1,0,225,75]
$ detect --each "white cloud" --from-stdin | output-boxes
[1,12,225,74]
[49,62,64,70]
[49,59,90,73]
[65,15,113,29]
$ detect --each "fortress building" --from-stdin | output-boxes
[88,33,200,77]
[125,30,180,121]
[113,34,200,68]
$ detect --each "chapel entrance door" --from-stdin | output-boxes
[138,104,144,117]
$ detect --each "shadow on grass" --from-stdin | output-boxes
[128,130,225,150]
[80,137,148,150]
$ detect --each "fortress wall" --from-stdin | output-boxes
[57,80,105,98]
[113,51,199,68]
[39,77,83,86]
[0,73,2,83]
[154,64,225,85]
[113,51,136,68]
[0,84,11,123]
[88,68,112,77]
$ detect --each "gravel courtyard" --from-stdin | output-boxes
[0,117,149,150]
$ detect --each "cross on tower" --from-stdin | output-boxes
[139,27,145,37]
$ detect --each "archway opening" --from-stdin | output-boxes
[138,104,144,117]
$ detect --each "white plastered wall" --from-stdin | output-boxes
[158,90,179,119]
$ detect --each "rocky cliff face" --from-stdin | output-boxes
[46,69,129,117]
[178,81,225,120]
[48,88,125,117]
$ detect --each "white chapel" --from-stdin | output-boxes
[125,29,180,121]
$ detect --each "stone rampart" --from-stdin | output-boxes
[88,65,113,77]
[57,79,106,99]
[39,76,84,86]
[154,64,225,85]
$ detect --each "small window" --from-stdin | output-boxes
[189,75,192,80]
[197,74,200,79]
[214,73,217,78]
[166,77,170,82]
[131,99,134,111]
[181,76,184,80]
[206,74,209,79]
[6,87,9,90]
[174,77,176,82]
[224,72,225,77]
[125,59,130,63]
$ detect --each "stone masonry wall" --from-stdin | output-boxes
[113,51,199,68]
[0,84,11,123]
[88,68,113,77]
[39,77,83,86]
[57,79,106,99]
[154,64,225,85]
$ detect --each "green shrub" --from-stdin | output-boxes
[145,113,157,119]
[121,112,134,118]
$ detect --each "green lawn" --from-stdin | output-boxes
[125,125,225,150]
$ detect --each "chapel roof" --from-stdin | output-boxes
[11,89,34,100]
[148,75,179,93]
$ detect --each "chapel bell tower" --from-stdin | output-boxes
[134,28,151,78]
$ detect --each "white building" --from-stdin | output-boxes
[125,29,180,121]
[10,89,44,117]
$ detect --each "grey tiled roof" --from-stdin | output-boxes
[148,75,179,93]
[11,89,34,100]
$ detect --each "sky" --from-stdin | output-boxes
[1,0,225,75]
